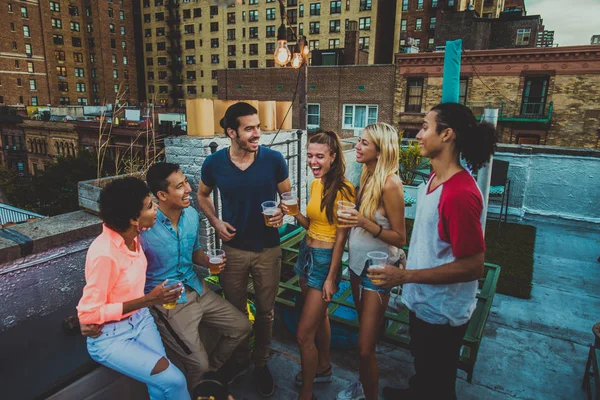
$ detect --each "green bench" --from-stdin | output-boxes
[274,227,501,383]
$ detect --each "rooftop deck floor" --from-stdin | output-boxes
[227,218,600,400]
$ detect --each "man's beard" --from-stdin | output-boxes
[234,134,258,153]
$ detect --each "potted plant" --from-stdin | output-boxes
[398,132,429,218]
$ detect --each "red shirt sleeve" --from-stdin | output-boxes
[438,173,486,258]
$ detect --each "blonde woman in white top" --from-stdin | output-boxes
[336,123,407,400]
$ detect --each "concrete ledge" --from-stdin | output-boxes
[497,144,600,158]
[0,210,101,264]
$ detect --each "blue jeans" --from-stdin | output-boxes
[294,239,339,291]
[350,260,391,294]
[86,308,190,400]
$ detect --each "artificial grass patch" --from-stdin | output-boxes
[405,219,535,299]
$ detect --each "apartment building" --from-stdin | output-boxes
[393,0,507,53]
[0,0,138,107]
[140,0,392,106]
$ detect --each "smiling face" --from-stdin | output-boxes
[416,110,447,159]
[355,129,379,165]
[157,170,192,210]
[228,114,261,152]
[307,143,335,179]
[135,195,158,229]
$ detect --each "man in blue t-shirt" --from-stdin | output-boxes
[197,102,291,397]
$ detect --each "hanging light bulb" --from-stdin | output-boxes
[300,35,310,57]
[274,24,291,66]
[291,53,303,69]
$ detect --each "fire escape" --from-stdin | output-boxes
[166,1,183,107]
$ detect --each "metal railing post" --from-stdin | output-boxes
[208,141,220,249]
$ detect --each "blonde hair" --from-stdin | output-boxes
[358,123,400,221]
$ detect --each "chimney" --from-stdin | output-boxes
[344,20,360,65]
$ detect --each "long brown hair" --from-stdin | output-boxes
[309,131,354,224]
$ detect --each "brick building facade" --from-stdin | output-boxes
[0,0,139,107]
[22,120,78,175]
[393,45,600,148]
[217,64,396,138]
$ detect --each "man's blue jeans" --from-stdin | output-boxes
[86,308,190,400]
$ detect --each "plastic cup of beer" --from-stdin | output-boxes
[281,192,298,216]
[367,251,388,283]
[207,249,225,275]
[337,200,356,227]
[163,279,183,309]
[261,201,278,227]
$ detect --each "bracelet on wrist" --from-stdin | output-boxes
[373,224,383,238]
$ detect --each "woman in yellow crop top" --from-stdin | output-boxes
[282,131,355,400]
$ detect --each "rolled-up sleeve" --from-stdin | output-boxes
[77,255,124,325]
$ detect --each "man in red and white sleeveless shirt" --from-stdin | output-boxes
[369,106,489,400]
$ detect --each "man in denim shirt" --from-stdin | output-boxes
[142,163,251,391]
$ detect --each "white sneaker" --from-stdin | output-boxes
[337,381,365,400]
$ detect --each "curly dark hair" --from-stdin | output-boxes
[146,162,181,197]
[99,177,150,233]
[219,101,258,136]
[431,102,497,173]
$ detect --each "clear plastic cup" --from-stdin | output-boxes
[337,200,356,227]
[163,279,184,309]
[207,249,225,275]
[261,200,278,227]
[367,251,388,283]
[281,192,298,216]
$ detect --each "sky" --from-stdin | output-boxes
[525,0,600,46]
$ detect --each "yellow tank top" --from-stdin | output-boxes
[306,179,355,243]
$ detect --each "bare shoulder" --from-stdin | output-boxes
[384,174,404,192]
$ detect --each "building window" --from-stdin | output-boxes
[402,0,408,11]
[113,69,119,79]
[25,43,32,55]
[329,39,340,49]
[108,7,113,17]
[211,54,220,64]
[147,71,154,80]
[417,0,424,9]
[330,1,342,14]
[53,35,64,45]
[73,52,84,62]
[72,37,82,47]
[157,56,167,65]
[76,83,86,92]
[405,78,424,112]
[249,60,259,68]
[120,10,125,20]
[310,3,321,16]
[29,79,37,90]
[92,68,97,78]
[227,29,236,40]
[359,0,372,11]
[110,24,116,34]
[121,26,126,35]
[194,8,201,18]
[266,26,275,37]
[186,55,196,64]
[287,0,297,5]
[266,8,276,20]
[157,42,166,50]
[21,6,28,18]
[432,0,438,7]
[330,20,341,33]
[428,37,435,49]
[448,0,455,6]
[359,17,371,30]
[516,29,531,46]
[266,42,275,54]
[228,61,236,68]
[147,57,153,66]
[521,76,548,116]
[31,96,38,106]
[59,97,70,105]
[310,22,320,34]
[185,40,195,50]
[17,78,22,87]
[415,18,423,31]
[249,10,258,22]
[307,104,320,128]
[187,71,196,80]
[23,26,30,37]
[56,66,67,77]
[210,22,219,32]
[249,43,259,55]
[112,54,118,64]
[287,9,297,24]
[156,27,165,36]
[184,24,195,34]
[55,50,66,61]
[299,4,304,17]
[343,105,378,131]
[309,40,319,50]
[211,38,219,48]
[210,5,219,16]
[187,86,197,95]
[158,71,167,79]
[75,68,85,77]
[358,37,370,50]
[228,12,236,24]
[27,62,34,73]
[249,27,259,38]
[69,6,79,16]
[459,78,468,104]
[71,22,80,32]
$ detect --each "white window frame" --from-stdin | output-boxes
[307,103,320,129]
[516,28,531,46]
[342,104,378,133]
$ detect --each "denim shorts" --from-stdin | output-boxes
[350,260,392,294]
[294,239,339,291]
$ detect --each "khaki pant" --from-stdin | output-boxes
[220,245,282,367]
[149,281,252,390]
